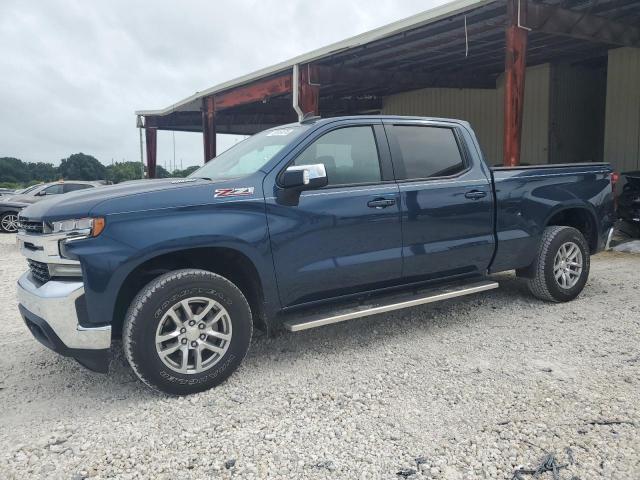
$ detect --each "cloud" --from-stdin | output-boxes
[0,0,447,169]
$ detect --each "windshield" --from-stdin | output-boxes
[189,126,306,181]
[15,184,42,195]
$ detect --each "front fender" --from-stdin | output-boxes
[65,202,278,327]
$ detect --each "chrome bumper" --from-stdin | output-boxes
[16,272,111,350]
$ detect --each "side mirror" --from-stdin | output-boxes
[282,164,328,190]
[278,164,328,206]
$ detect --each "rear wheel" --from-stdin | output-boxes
[0,212,19,233]
[123,269,252,395]
[526,226,590,302]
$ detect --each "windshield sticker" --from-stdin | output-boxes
[214,187,255,198]
[266,128,294,137]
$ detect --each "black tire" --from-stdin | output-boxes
[0,211,19,233]
[526,226,590,302]
[123,269,252,395]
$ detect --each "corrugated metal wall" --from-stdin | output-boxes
[382,64,551,165]
[382,86,501,161]
[549,63,607,164]
[604,47,640,174]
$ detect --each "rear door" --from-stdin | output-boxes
[384,120,495,281]
[265,120,403,307]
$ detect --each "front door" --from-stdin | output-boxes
[266,121,403,307]
[384,120,495,281]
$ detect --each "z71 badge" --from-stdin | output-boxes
[214,187,255,198]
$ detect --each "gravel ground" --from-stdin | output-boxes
[0,232,639,480]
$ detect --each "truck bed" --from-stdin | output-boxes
[488,162,614,273]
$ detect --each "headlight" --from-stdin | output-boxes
[48,263,83,278]
[51,217,105,238]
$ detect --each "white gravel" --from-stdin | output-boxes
[613,240,640,254]
[0,232,639,479]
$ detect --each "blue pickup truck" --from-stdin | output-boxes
[16,116,615,394]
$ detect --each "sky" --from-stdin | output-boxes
[0,0,449,170]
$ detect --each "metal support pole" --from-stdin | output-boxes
[293,64,319,120]
[292,65,304,121]
[503,0,528,167]
[138,126,144,179]
[299,64,320,117]
[145,127,157,179]
[202,96,216,162]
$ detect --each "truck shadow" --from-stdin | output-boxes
[244,272,532,364]
[5,270,606,409]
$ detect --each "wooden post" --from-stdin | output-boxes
[202,96,216,162]
[145,127,157,178]
[298,64,319,116]
[503,0,528,167]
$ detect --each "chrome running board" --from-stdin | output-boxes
[283,280,499,332]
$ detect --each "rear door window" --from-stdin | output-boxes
[63,183,93,193]
[391,126,466,180]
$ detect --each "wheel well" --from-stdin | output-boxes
[546,208,598,252]
[112,248,265,336]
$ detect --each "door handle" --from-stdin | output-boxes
[464,190,487,200]
[367,198,396,209]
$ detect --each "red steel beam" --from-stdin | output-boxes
[202,96,216,162]
[298,64,319,116]
[503,0,528,167]
[215,74,293,111]
[145,127,157,179]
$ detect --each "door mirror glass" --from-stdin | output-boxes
[282,164,328,190]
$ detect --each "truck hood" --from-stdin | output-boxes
[19,177,259,221]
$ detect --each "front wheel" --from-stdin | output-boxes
[526,226,590,302]
[0,212,19,233]
[123,269,253,395]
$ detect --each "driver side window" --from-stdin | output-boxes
[293,126,381,186]
[42,184,63,195]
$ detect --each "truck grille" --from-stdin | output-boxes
[19,219,44,234]
[27,259,51,284]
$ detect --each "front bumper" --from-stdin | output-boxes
[17,272,111,372]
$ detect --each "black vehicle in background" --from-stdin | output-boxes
[0,181,104,233]
[618,171,640,238]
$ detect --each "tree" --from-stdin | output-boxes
[105,161,144,184]
[171,165,200,178]
[58,153,106,181]
[156,165,171,178]
[0,157,31,183]
[27,162,58,182]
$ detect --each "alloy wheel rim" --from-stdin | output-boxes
[1,214,18,232]
[155,297,232,374]
[553,241,583,289]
